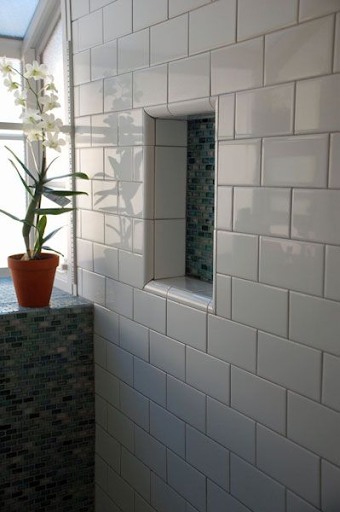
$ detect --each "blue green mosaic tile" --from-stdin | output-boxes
[186,116,215,283]
[0,279,94,511]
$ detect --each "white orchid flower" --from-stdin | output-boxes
[39,113,63,132]
[26,129,43,142]
[45,75,58,92]
[0,57,14,75]
[14,90,27,107]
[43,132,66,153]
[24,60,48,81]
[4,77,19,91]
[39,93,60,112]
[22,108,41,125]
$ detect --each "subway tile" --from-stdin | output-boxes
[71,0,89,20]
[80,147,104,179]
[134,289,166,333]
[118,250,145,289]
[215,274,231,319]
[73,50,90,85]
[288,392,340,466]
[322,460,340,512]
[169,53,210,103]
[150,401,186,457]
[208,315,257,372]
[133,219,154,256]
[94,304,119,343]
[151,15,188,65]
[135,494,156,512]
[118,181,143,217]
[107,341,133,385]
[90,0,113,10]
[167,300,207,351]
[135,426,166,480]
[290,292,340,356]
[207,480,249,512]
[103,0,132,42]
[257,425,320,505]
[94,244,118,280]
[75,116,91,147]
[233,187,290,237]
[295,74,340,133]
[218,94,235,139]
[265,17,333,85]
[72,20,79,53]
[92,180,118,214]
[212,37,263,95]
[186,347,230,404]
[95,454,107,490]
[238,0,298,40]
[258,331,322,401]
[329,133,340,188]
[120,316,149,361]
[186,426,229,491]
[118,109,144,146]
[118,29,149,74]
[79,80,103,116]
[217,231,258,281]
[120,382,150,431]
[107,404,134,451]
[335,13,340,72]
[94,334,107,368]
[155,119,187,146]
[287,492,320,512]
[299,0,340,21]
[133,0,168,31]
[150,330,186,381]
[167,451,206,512]
[292,190,340,245]
[95,364,119,407]
[322,353,340,412]
[104,73,133,112]
[232,278,288,337]
[107,468,134,512]
[91,41,117,81]
[105,214,133,250]
[231,366,286,434]
[167,375,206,432]
[189,0,236,54]
[133,65,167,108]
[121,448,150,502]
[77,238,93,270]
[81,210,104,243]
[134,358,166,406]
[151,473,186,512]
[95,394,108,429]
[106,278,133,318]
[105,147,132,181]
[207,398,256,463]
[218,139,261,185]
[259,237,324,296]
[262,135,329,188]
[155,147,187,218]
[78,10,102,50]
[236,83,294,137]
[91,112,118,147]
[230,454,285,512]
[96,425,120,472]
[169,0,210,17]
[216,187,232,231]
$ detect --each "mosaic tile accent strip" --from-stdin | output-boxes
[0,280,94,511]
[186,116,215,283]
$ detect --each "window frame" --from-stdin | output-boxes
[0,0,77,293]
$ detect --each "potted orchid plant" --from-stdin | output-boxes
[0,58,88,307]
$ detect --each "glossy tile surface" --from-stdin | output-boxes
[217,231,258,281]
[133,65,168,108]
[329,133,340,188]
[218,139,261,185]
[155,147,186,218]
[218,94,235,139]
[238,0,298,40]
[169,53,210,103]
[91,41,117,81]
[212,37,263,95]
[236,84,294,137]
[151,15,188,65]
[104,73,133,112]
[154,220,186,279]
[103,0,132,42]
[118,29,149,74]
[78,10,103,51]
[133,0,168,31]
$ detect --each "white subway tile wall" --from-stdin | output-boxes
[72,0,340,510]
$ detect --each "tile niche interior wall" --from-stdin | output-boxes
[72,0,340,511]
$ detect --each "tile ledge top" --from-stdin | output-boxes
[0,278,92,315]
[144,277,213,312]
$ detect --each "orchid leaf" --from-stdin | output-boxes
[43,172,89,184]
[8,159,34,197]
[34,208,74,215]
[0,209,34,227]
[44,190,87,197]
[42,226,63,244]
[5,146,37,184]
[41,245,64,257]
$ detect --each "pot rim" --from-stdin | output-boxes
[8,253,59,271]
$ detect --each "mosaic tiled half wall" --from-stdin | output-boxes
[186,116,215,283]
[0,282,94,512]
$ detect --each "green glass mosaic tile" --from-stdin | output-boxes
[186,116,215,283]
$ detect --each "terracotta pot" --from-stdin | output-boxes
[8,253,59,308]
